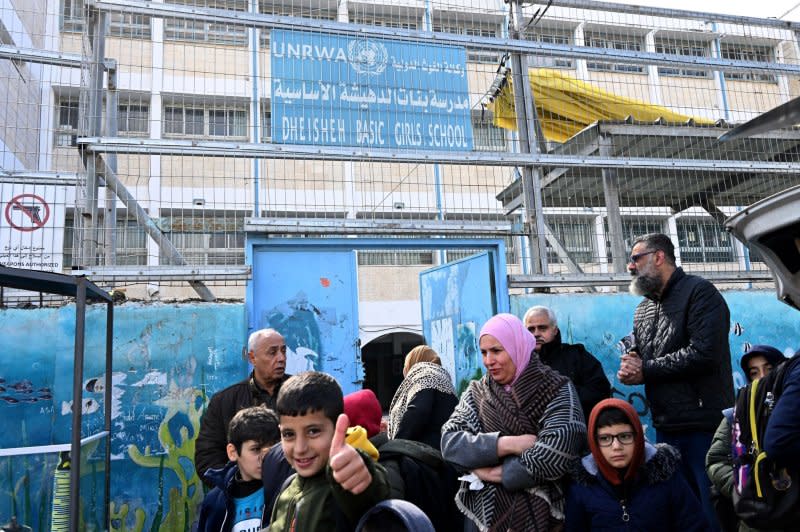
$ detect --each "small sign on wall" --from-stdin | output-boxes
[0,184,67,271]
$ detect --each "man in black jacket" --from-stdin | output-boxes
[523,305,610,421]
[195,328,291,484]
[618,233,733,532]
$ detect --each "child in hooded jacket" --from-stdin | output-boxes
[565,398,710,531]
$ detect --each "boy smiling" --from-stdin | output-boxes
[268,372,389,531]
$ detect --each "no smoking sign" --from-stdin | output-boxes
[4,193,51,232]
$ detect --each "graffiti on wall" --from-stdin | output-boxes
[420,252,495,394]
[510,290,800,438]
[0,303,245,532]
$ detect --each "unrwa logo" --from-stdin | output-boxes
[347,39,388,75]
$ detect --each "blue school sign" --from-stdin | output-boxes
[270,29,473,151]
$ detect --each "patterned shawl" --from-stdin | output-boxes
[459,356,568,532]
[388,361,457,439]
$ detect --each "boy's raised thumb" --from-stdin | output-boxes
[330,413,349,455]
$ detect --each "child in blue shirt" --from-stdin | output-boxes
[197,406,280,532]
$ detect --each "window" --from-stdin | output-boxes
[720,43,777,82]
[585,31,645,73]
[655,38,709,78]
[161,213,246,266]
[163,103,247,138]
[676,219,734,263]
[547,218,595,263]
[63,214,148,267]
[165,106,204,136]
[167,232,245,265]
[525,27,575,69]
[472,111,506,151]
[606,219,665,261]
[164,0,247,45]
[165,18,247,45]
[99,218,148,266]
[61,0,151,37]
[350,13,418,30]
[357,250,435,266]
[55,98,79,147]
[433,22,502,64]
[118,102,149,135]
[209,109,247,137]
[258,2,336,48]
[260,104,272,141]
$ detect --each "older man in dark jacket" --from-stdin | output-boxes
[524,305,610,421]
[195,328,291,484]
[618,233,733,532]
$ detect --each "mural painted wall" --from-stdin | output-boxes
[0,303,246,532]
[0,290,797,530]
[510,290,800,438]
[420,252,496,394]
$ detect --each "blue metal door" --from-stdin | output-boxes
[249,247,362,393]
[420,251,501,394]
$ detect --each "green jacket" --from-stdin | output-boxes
[706,415,734,499]
[268,451,390,532]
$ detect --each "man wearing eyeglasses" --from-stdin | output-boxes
[195,328,291,485]
[617,233,732,532]
[565,398,707,531]
[524,305,610,422]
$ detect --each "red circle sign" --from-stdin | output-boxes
[4,194,51,232]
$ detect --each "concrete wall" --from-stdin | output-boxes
[0,290,797,530]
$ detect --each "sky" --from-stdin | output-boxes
[600,0,800,22]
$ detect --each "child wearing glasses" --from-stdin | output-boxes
[565,398,710,531]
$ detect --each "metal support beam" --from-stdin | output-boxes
[599,136,628,273]
[511,0,548,275]
[76,7,107,269]
[245,217,515,236]
[92,154,217,301]
[69,279,87,532]
[104,67,119,266]
[697,196,730,227]
[71,266,251,282]
[0,172,80,185]
[0,44,91,69]
[543,221,596,293]
[80,137,800,173]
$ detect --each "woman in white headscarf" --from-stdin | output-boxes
[388,345,458,450]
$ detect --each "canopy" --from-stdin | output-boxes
[488,68,714,143]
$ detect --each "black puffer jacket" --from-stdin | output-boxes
[538,331,611,422]
[633,268,734,432]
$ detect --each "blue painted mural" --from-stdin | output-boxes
[249,247,362,394]
[420,252,497,394]
[0,303,246,531]
[0,290,797,530]
[510,290,800,439]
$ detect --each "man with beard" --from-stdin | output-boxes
[195,328,291,485]
[617,233,733,532]
[524,305,610,421]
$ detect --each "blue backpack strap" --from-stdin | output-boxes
[722,407,734,425]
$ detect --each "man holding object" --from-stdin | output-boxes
[618,233,733,532]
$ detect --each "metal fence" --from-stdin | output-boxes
[2,0,800,301]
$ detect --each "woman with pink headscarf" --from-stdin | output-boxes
[441,313,586,532]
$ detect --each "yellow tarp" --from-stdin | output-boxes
[489,68,714,143]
